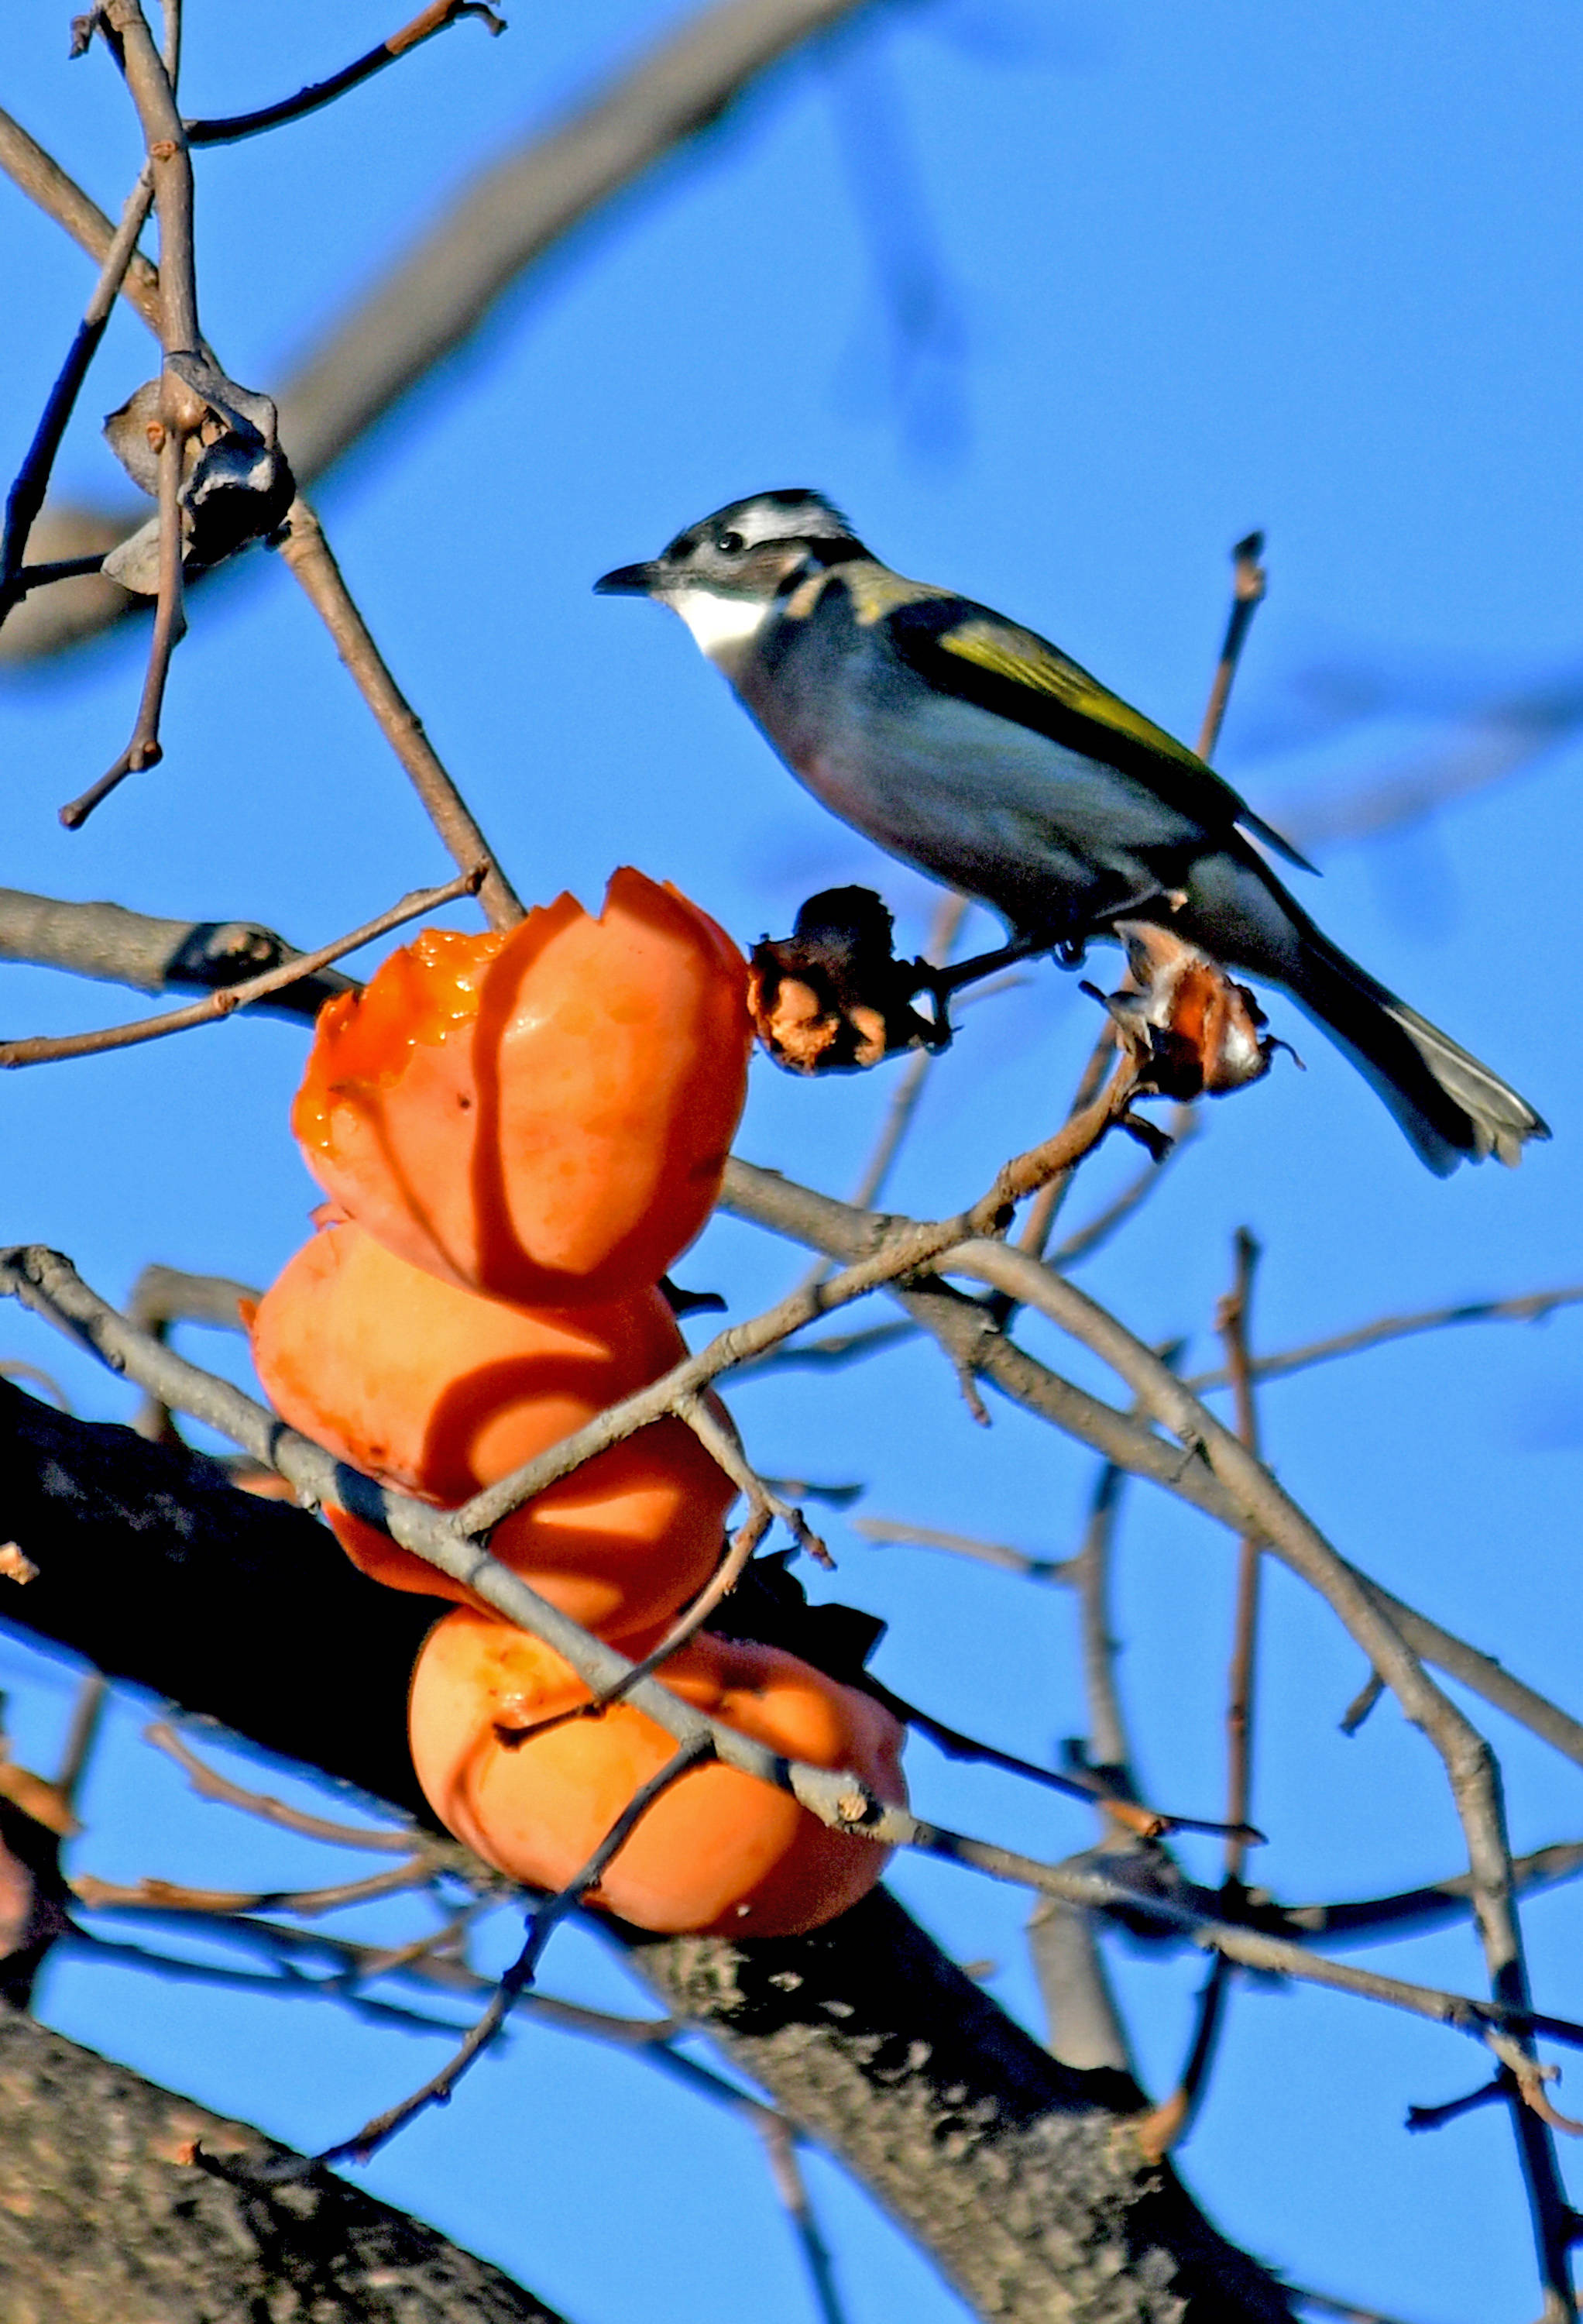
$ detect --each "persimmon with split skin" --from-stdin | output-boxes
[292,867,751,1306]
[250,1219,735,1638]
[408,1612,907,1936]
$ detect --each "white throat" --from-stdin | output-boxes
[668,586,771,665]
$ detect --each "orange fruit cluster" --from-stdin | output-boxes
[253,868,905,1936]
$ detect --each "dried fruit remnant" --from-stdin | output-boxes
[1100,920,1296,1102]
[749,887,945,1074]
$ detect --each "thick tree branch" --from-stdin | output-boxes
[0,888,355,1020]
[0,2007,565,2321]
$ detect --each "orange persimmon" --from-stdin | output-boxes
[408,1612,907,1937]
[250,1220,734,1638]
[292,868,751,1305]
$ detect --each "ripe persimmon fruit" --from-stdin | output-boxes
[408,1612,907,1937]
[292,868,751,1306]
[251,1219,735,1638]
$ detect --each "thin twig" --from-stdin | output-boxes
[97,1903,688,2049]
[867,1675,1260,1844]
[1073,1360,1180,2151]
[72,1858,436,1919]
[1186,1283,1583,1395]
[0,864,482,1067]
[1283,1841,1583,1945]
[0,108,162,331]
[183,2,506,147]
[1339,1669,1386,1737]
[1406,2072,1509,2135]
[0,168,153,627]
[1047,1107,1198,1270]
[1011,1024,1118,1265]
[104,2,200,352]
[315,1734,713,2165]
[55,1675,106,1808]
[1134,1961,1231,2164]
[678,1392,828,1563]
[1074,1446,1138,1785]
[57,2,200,830]
[61,416,187,829]
[794,892,967,1297]
[145,1722,424,1855]
[852,1514,1075,1584]
[572,1500,773,1719]
[1220,1229,1264,1886]
[129,1268,263,1336]
[1196,531,1268,763]
[757,2115,850,2324]
[275,499,524,929]
[160,0,181,84]
[7,554,111,598]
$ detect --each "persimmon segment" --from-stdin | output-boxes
[251,1221,734,1638]
[408,1614,907,1937]
[292,867,751,1305]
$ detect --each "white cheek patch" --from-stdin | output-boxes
[668,588,771,662]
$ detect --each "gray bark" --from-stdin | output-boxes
[0,2006,565,2322]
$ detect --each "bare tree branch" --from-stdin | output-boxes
[183,1,506,148]
[0,167,152,626]
[0,0,884,662]
[1196,531,1268,764]
[1186,1283,1583,1394]
[950,1236,1578,2312]
[0,889,356,1020]
[0,864,481,1067]
[275,499,525,927]
[0,107,162,329]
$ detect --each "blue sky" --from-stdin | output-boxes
[4,4,1583,2319]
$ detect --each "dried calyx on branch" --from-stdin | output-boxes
[1089,922,1300,1102]
[748,887,949,1073]
[101,355,294,593]
[750,885,1298,1112]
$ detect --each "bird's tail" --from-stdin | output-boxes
[1286,932,1548,1175]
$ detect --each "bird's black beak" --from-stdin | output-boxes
[593,560,661,596]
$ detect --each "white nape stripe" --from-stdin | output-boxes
[668,587,771,661]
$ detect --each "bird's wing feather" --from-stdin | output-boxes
[886,599,1314,873]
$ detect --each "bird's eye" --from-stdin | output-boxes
[716,529,745,555]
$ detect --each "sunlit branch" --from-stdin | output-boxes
[0,865,482,1067]
[183,2,505,147]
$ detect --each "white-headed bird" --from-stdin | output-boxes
[596,490,1546,1173]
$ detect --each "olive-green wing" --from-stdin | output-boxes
[886,596,1313,871]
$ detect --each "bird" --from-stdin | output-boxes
[595,490,1547,1173]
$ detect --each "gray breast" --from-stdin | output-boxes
[736,611,1205,930]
